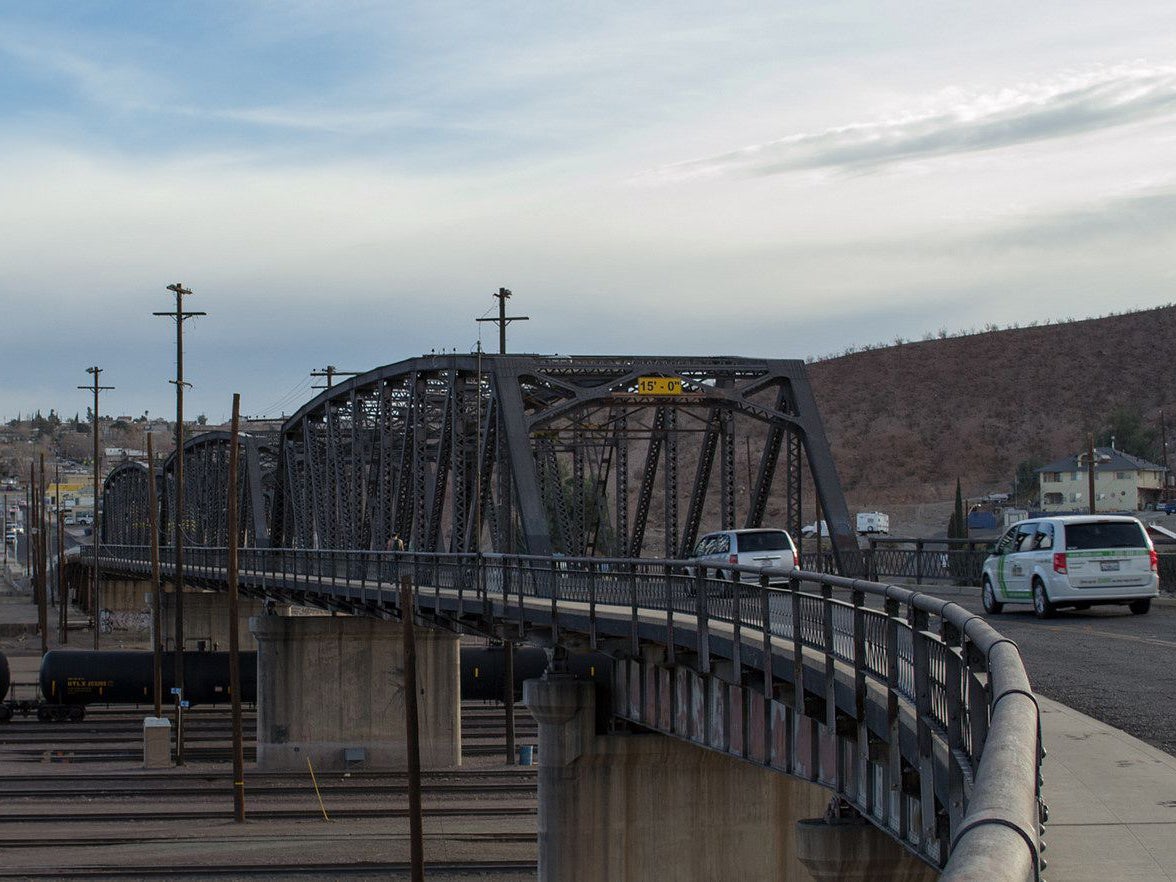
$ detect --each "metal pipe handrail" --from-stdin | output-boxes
[89,544,1041,881]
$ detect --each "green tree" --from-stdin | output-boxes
[1013,458,1043,506]
[946,478,968,540]
[1098,405,1159,460]
[946,478,970,583]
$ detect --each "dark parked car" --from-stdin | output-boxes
[1157,501,1176,515]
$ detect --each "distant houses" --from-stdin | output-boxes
[1036,447,1168,512]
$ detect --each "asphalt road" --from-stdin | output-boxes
[946,591,1176,756]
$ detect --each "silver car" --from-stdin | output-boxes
[687,528,798,584]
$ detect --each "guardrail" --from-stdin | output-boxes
[92,545,1043,881]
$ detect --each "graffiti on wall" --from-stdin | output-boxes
[99,608,152,635]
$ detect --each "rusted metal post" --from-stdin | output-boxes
[226,394,246,823]
[147,433,162,718]
[400,572,425,882]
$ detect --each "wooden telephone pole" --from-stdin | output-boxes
[476,287,529,765]
[78,367,114,649]
[154,282,205,765]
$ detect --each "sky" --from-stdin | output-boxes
[2,1,1175,423]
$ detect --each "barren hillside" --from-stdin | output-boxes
[807,305,1176,505]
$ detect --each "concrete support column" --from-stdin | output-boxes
[251,614,460,771]
[796,816,940,882]
[524,675,597,879]
[524,674,840,882]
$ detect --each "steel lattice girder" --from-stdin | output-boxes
[157,432,272,549]
[270,355,857,572]
[101,461,155,546]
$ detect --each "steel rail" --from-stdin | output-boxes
[92,544,1042,881]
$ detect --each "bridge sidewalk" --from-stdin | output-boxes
[1039,695,1176,881]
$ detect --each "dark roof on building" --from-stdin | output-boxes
[1036,447,1167,474]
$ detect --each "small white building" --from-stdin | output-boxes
[1037,447,1167,512]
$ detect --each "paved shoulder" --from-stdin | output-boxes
[1039,697,1176,881]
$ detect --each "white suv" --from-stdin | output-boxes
[687,528,798,582]
[981,515,1158,618]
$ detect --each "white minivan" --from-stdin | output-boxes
[981,515,1159,618]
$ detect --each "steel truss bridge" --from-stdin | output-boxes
[95,355,1044,881]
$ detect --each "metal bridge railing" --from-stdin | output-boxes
[93,545,1042,881]
[803,538,993,586]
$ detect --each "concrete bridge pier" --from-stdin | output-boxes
[525,673,942,882]
[795,809,939,881]
[84,572,264,650]
[525,673,835,882]
[250,614,460,771]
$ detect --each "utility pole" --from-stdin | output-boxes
[28,462,36,601]
[36,455,48,655]
[1087,434,1097,515]
[400,571,425,882]
[475,289,527,763]
[79,367,114,650]
[25,481,31,576]
[226,394,246,823]
[1161,411,1171,499]
[155,282,205,766]
[57,463,66,645]
[476,287,529,355]
[310,366,360,389]
[147,433,162,718]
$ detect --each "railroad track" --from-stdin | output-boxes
[0,859,538,879]
[0,805,536,823]
[2,780,537,799]
[0,767,535,784]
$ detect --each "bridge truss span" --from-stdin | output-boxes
[102,432,274,550]
[269,354,859,571]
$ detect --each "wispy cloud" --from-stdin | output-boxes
[651,63,1176,180]
[0,29,169,112]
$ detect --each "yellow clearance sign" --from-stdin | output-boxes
[636,376,683,396]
